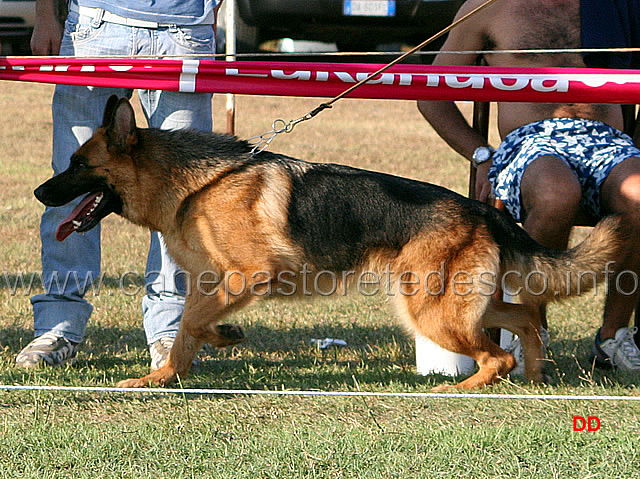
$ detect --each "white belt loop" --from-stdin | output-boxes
[90,8,103,27]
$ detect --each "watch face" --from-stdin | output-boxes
[473,147,491,164]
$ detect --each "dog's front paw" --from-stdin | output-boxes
[116,367,178,388]
[431,383,456,393]
[117,377,154,388]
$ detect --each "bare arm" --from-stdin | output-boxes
[417,100,489,161]
[30,0,64,55]
[417,0,497,200]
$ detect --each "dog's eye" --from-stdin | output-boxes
[69,155,92,172]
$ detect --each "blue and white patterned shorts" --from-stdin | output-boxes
[488,118,640,222]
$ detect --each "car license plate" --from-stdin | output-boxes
[343,0,396,17]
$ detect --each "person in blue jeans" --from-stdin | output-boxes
[16,0,223,370]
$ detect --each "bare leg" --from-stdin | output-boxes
[519,156,582,330]
[599,157,640,339]
[520,156,581,249]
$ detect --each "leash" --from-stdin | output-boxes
[248,0,501,155]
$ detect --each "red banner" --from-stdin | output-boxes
[2,58,640,103]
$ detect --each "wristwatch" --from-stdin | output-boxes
[471,146,495,167]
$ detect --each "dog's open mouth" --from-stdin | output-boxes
[56,191,115,241]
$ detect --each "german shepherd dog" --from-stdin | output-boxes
[34,95,626,391]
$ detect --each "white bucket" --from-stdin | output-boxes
[415,334,475,376]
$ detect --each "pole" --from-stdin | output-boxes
[225,0,236,135]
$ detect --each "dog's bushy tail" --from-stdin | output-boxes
[500,215,629,303]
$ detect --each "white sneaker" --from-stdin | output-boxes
[149,337,176,371]
[503,328,550,377]
[592,327,640,372]
[149,336,200,372]
[15,332,79,368]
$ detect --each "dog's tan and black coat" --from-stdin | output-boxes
[35,96,627,390]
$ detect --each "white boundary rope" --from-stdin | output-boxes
[5,47,640,60]
[1,384,639,401]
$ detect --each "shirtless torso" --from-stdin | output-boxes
[429,0,623,138]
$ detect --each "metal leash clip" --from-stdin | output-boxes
[248,118,290,156]
[248,104,331,156]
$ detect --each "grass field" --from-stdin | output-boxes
[1,79,640,478]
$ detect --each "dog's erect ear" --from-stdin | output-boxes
[102,94,120,128]
[105,97,138,152]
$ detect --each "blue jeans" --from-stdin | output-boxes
[30,9,214,344]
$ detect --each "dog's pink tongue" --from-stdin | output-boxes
[55,192,100,242]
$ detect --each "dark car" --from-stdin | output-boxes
[222,0,465,53]
[0,0,35,54]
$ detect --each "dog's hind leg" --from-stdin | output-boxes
[417,299,543,391]
[429,330,517,392]
[397,289,518,391]
[481,300,544,384]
